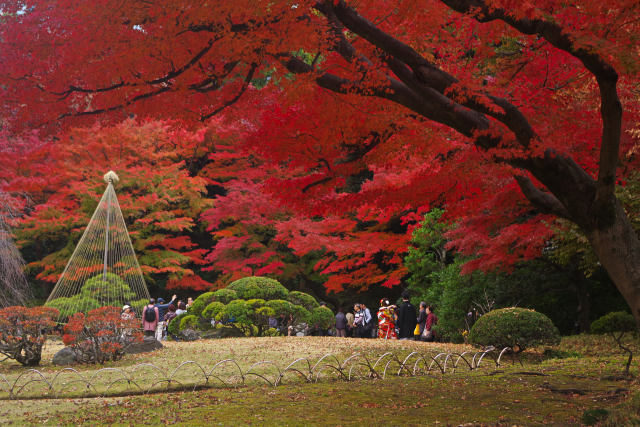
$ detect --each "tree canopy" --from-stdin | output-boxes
[0,0,639,323]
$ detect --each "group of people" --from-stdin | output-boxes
[334,292,437,341]
[121,295,194,341]
[122,292,437,342]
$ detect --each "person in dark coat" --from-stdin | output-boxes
[396,291,417,339]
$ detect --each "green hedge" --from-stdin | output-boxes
[167,312,188,336]
[189,292,215,317]
[591,311,636,335]
[287,291,319,311]
[212,288,238,304]
[469,307,560,352]
[227,276,289,300]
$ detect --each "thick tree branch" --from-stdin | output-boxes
[320,0,536,147]
[514,175,572,220]
[440,0,623,216]
[284,56,494,144]
[199,63,257,121]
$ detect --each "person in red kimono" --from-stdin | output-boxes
[377,299,397,339]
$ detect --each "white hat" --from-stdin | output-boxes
[122,305,131,311]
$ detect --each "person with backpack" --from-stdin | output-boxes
[154,295,177,341]
[142,299,160,338]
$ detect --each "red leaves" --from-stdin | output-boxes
[0,306,59,366]
[63,306,142,364]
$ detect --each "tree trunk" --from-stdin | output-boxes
[587,202,640,329]
[570,269,591,333]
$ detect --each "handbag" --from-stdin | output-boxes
[413,323,421,336]
[421,327,433,340]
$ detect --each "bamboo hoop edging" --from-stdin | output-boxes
[0,347,517,400]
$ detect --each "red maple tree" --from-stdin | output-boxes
[1,0,639,323]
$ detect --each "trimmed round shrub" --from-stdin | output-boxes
[189,292,215,317]
[265,299,309,324]
[591,311,637,374]
[167,312,188,337]
[228,276,289,300]
[81,273,135,304]
[469,307,560,352]
[287,291,319,311]
[591,311,636,335]
[213,288,238,304]
[309,306,335,329]
[202,301,225,320]
[179,315,198,331]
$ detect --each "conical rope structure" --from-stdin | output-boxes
[46,171,150,321]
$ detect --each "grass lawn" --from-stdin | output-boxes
[1,335,638,425]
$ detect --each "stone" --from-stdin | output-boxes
[180,328,202,341]
[201,326,244,339]
[52,347,77,366]
[122,336,163,354]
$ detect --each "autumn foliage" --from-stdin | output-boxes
[0,0,639,321]
[0,306,58,366]
[62,306,142,364]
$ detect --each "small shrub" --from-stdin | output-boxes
[212,288,238,304]
[167,312,188,337]
[46,295,101,320]
[179,315,198,331]
[591,311,637,375]
[81,273,135,304]
[227,276,289,300]
[0,306,59,366]
[189,292,215,317]
[63,306,142,364]
[591,311,636,335]
[309,306,334,330]
[469,307,560,352]
[202,301,225,320]
[287,291,319,311]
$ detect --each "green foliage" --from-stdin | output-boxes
[469,308,561,352]
[179,315,198,331]
[212,288,238,304]
[167,312,188,336]
[590,311,637,375]
[185,277,328,336]
[287,291,319,311]
[202,301,225,320]
[542,348,582,359]
[309,306,334,329]
[227,276,289,300]
[129,298,148,317]
[45,273,140,321]
[81,273,136,304]
[265,299,309,324]
[591,311,637,335]
[46,295,101,320]
[189,292,215,317]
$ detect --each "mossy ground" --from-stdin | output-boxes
[1,334,638,425]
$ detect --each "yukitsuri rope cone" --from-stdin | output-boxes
[45,171,150,321]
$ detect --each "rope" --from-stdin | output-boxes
[46,172,150,321]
